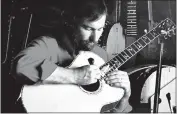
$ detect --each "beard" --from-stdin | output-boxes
[76,40,96,51]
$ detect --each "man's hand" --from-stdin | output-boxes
[73,65,101,85]
[104,69,132,112]
[104,69,131,98]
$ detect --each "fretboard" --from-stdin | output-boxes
[100,18,176,79]
[126,0,137,37]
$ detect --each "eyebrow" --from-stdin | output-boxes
[81,24,104,30]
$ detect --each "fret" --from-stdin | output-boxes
[119,54,126,62]
[121,51,130,60]
[127,7,136,10]
[115,55,124,63]
[104,62,110,68]
[127,18,137,21]
[146,32,155,40]
[127,29,137,31]
[100,63,108,70]
[127,28,137,31]
[131,44,139,52]
[109,60,117,70]
[127,16,136,18]
[127,33,137,36]
[125,49,132,57]
[112,57,122,67]
[112,58,121,68]
[127,46,136,55]
[127,11,136,13]
[127,5,136,7]
[127,5,136,8]
[127,10,136,11]
[112,57,119,64]
[141,35,150,43]
[127,27,137,29]
[127,23,137,25]
[127,10,136,15]
[127,31,137,34]
[108,60,115,69]
[109,68,114,73]
[127,21,137,24]
[150,29,160,37]
[105,70,111,75]
[137,38,146,47]
[127,9,136,11]
[127,25,137,29]
[134,41,143,49]
[112,64,118,70]
[127,28,137,32]
[127,24,137,26]
[127,1,136,5]
[127,33,137,35]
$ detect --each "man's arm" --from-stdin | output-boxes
[14,37,100,85]
[103,69,132,113]
[101,91,132,113]
[109,96,132,112]
[13,37,76,84]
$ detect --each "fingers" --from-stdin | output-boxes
[104,70,130,91]
[105,77,128,84]
[89,65,101,79]
[82,65,101,84]
[101,64,110,73]
[105,70,129,81]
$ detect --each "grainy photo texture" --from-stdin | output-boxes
[1,0,176,113]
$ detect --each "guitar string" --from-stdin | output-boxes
[99,18,175,72]
[99,27,176,81]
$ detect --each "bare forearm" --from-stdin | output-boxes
[43,66,76,84]
[109,96,132,113]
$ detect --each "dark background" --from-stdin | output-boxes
[1,0,176,112]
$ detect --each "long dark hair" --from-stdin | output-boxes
[63,0,107,23]
[36,0,107,27]
[32,0,107,41]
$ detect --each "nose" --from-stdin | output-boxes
[90,30,99,42]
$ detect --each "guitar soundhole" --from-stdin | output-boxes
[81,80,100,92]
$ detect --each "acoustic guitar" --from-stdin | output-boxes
[21,18,175,112]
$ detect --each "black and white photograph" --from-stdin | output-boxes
[1,0,176,113]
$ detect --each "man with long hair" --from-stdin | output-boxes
[13,0,132,112]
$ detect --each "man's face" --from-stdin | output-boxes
[74,14,106,51]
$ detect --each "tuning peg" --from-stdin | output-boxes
[161,30,168,35]
[144,29,148,34]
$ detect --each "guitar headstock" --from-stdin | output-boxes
[155,18,176,39]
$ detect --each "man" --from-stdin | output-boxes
[13,0,132,112]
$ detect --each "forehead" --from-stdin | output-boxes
[81,14,106,29]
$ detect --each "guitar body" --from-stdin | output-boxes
[21,51,124,112]
[106,23,125,60]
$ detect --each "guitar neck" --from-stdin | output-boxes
[100,18,176,76]
[126,0,138,37]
